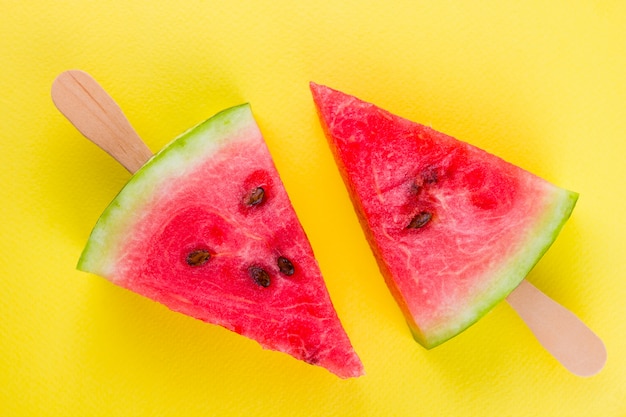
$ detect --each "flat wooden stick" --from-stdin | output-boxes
[506,280,606,376]
[51,70,153,173]
[51,70,606,377]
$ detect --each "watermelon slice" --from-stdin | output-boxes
[310,83,578,349]
[78,103,363,378]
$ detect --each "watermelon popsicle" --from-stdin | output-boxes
[310,82,606,376]
[52,71,364,379]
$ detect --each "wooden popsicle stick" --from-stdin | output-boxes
[51,70,606,377]
[506,280,606,376]
[51,70,153,173]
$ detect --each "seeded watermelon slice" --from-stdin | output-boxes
[310,83,578,349]
[78,104,363,378]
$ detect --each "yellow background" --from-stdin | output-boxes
[2,1,625,416]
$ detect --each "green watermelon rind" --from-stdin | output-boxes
[77,104,255,277]
[411,187,579,349]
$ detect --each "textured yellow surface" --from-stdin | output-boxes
[1,1,625,416]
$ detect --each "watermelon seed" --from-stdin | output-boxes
[245,187,265,206]
[186,249,211,267]
[249,266,271,287]
[407,211,432,229]
[422,167,438,184]
[412,168,438,192]
[277,256,295,276]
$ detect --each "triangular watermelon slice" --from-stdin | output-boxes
[310,83,578,349]
[78,104,363,378]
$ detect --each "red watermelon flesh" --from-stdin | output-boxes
[78,104,363,378]
[310,83,578,349]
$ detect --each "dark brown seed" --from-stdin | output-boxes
[186,249,211,266]
[277,256,295,276]
[244,187,265,206]
[249,266,271,287]
[407,211,433,229]
[422,168,438,184]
